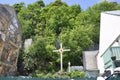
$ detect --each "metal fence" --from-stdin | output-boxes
[0,77,97,80]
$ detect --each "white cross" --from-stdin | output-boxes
[53,43,70,72]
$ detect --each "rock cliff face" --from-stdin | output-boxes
[0,4,21,76]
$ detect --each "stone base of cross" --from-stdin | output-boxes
[53,43,70,72]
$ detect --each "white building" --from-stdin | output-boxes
[97,10,120,74]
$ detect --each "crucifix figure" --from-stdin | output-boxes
[53,43,70,72]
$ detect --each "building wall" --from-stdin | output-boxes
[97,10,120,74]
[85,70,99,78]
[83,51,99,77]
[102,48,114,69]
[102,47,120,69]
[83,51,98,70]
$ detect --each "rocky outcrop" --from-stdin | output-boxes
[0,4,21,76]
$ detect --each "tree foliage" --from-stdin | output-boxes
[12,0,120,76]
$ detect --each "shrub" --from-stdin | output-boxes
[69,71,85,78]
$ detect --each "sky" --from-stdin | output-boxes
[0,0,120,10]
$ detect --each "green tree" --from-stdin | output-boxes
[75,1,120,44]
[18,0,45,41]
[13,2,25,14]
[23,36,57,72]
[15,0,120,76]
[59,26,93,66]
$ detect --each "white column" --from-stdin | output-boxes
[68,62,70,72]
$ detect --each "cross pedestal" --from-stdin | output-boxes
[53,43,70,72]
